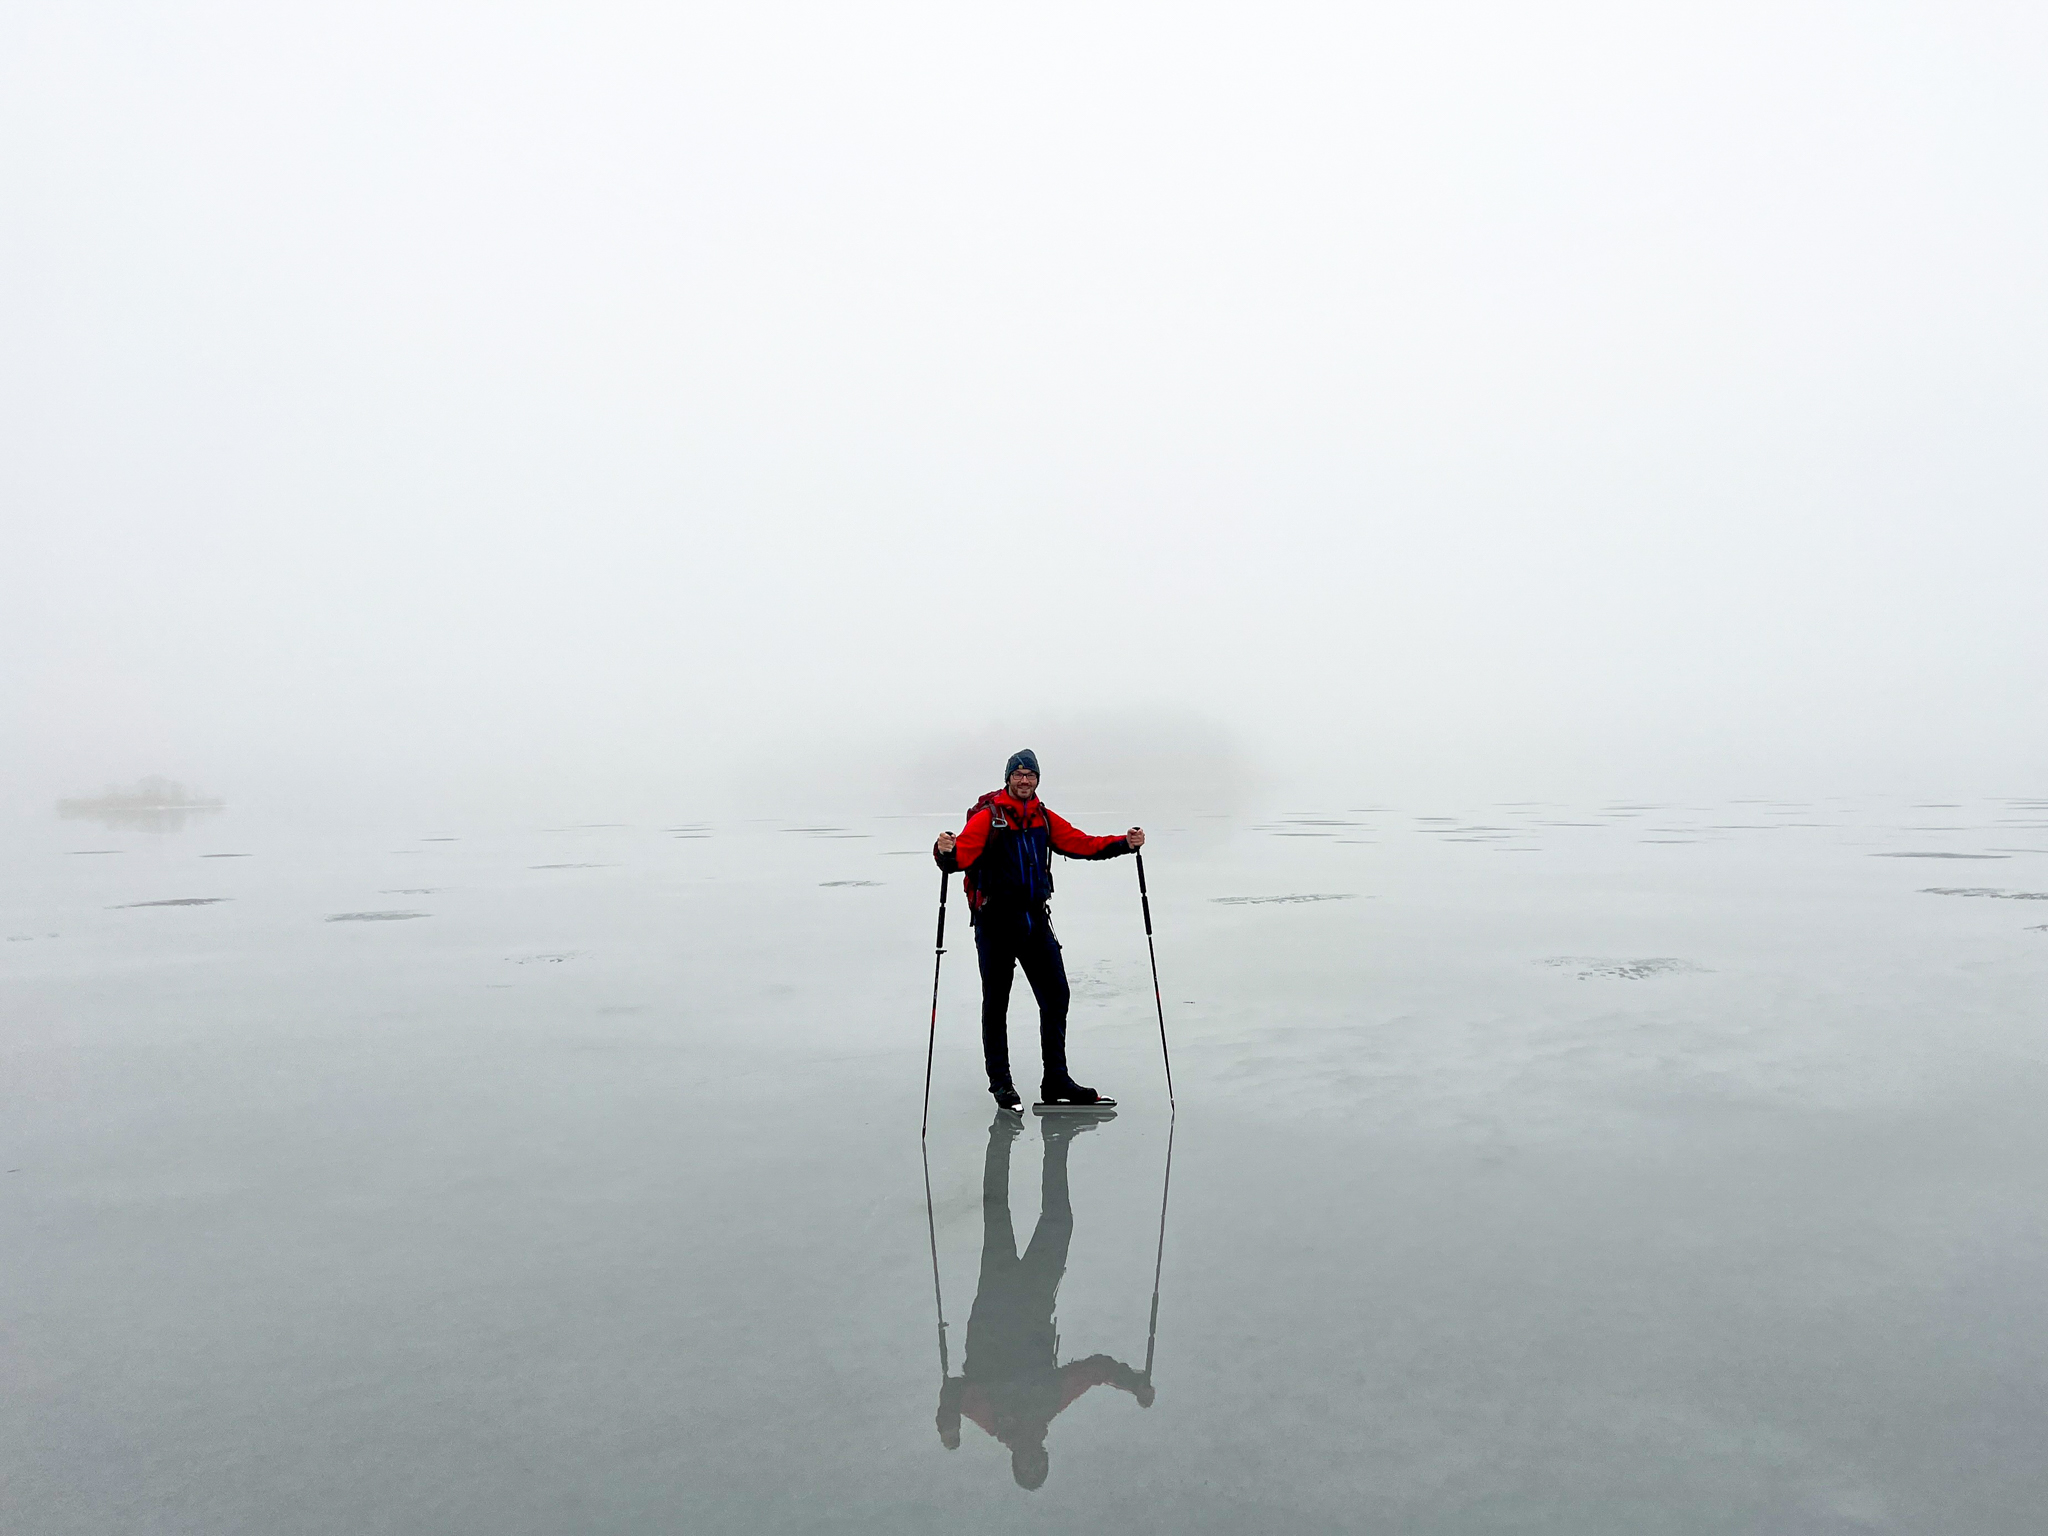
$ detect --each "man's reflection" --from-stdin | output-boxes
[936,1113,1152,1489]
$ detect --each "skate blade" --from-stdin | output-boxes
[1032,1101,1118,1115]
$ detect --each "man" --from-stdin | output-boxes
[935,1113,1153,1488]
[933,749,1145,1111]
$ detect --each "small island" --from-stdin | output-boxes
[58,776,225,832]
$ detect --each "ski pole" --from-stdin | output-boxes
[922,1137,950,1377]
[1135,849,1176,1110]
[921,870,950,1138]
[1143,1111,1175,1383]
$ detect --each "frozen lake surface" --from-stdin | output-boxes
[7,796,2048,1532]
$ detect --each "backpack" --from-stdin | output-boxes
[959,789,1053,916]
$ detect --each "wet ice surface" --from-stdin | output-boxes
[6,797,2048,1533]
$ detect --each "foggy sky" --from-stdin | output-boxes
[5,3,2044,818]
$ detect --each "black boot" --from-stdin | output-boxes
[1039,1076,1115,1108]
[990,1077,1022,1114]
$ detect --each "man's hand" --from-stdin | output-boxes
[935,831,956,855]
[1126,827,1146,849]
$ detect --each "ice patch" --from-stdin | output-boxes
[1922,888,2048,900]
[1213,893,1360,906]
[1542,956,1706,980]
[1872,852,2006,859]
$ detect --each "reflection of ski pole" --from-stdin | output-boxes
[921,870,951,1138]
[1135,850,1176,1110]
[1143,1111,1175,1382]
[922,1136,950,1377]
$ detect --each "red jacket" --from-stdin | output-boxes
[947,791,1126,868]
[933,789,1131,916]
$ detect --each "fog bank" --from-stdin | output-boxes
[5,3,2044,822]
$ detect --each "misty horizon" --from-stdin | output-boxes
[6,3,2043,819]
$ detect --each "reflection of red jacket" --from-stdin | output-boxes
[957,1355,1139,1439]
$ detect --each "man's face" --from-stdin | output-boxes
[1006,768,1039,801]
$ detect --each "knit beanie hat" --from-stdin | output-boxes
[1004,749,1040,780]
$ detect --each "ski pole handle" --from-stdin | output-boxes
[934,869,949,953]
[1136,849,1155,938]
